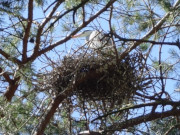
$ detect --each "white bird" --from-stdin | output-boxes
[52,11,61,19]
[72,30,113,50]
[78,130,102,135]
[174,88,180,92]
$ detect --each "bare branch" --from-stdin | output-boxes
[0,49,22,65]
[42,0,89,34]
[22,0,33,62]
[4,75,20,102]
[113,33,180,47]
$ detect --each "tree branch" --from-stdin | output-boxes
[0,67,12,82]
[0,67,20,102]
[0,49,22,65]
[119,0,180,60]
[42,0,89,34]
[104,108,180,133]
[33,0,63,58]
[4,76,20,101]
[113,33,180,47]
[22,0,33,62]
[92,100,180,122]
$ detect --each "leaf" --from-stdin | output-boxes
[139,43,149,51]
[157,0,172,12]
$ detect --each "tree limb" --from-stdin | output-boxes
[4,76,20,102]
[104,108,180,133]
[92,100,180,122]
[113,33,180,47]
[22,0,33,62]
[42,0,89,34]
[0,49,22,65]
[0,67,20,102]
[33,0,63,58]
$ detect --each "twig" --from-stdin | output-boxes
[113,33,180,47]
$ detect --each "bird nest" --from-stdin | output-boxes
[41,52,151,105]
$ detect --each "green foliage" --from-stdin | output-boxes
[44,110,71,134]
[0,0,26,14]
[169,48,180,59]
[157,0,172,12]
[1,1,11,8]
[0,96,34,134]
[126,0,136,9]
[65,0,82,9]
[150,117,180,134]
[152,60,173,74]
[139,43,149,51]
[1,36,21,57]
[34,0,45,6]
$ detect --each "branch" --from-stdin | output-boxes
[0,49,22,65]
[33,1,63,58]
[92,100,180,122]
[4,76,20,101]
[113,33,180,47]
[135,92,157,100]
[104,108,180,133]
[29,0,116,63]
[119,0,180,60]
[22,0,33,62]
[0,67,21,102]
[0,67,12,82]
[42,0,89,34]
[164,123,180,135]
[44,0,59,13]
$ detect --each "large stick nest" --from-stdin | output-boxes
[41,52,151,105]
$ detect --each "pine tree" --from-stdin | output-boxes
[0,0,180,134]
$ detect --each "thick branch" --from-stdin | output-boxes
[0,49,22,65]
[0,67,11,82]
[22,0,33,62]
[0,67,20,102]
[4,76,20,102]
[105,108,180,133]
[92,100,180,122]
